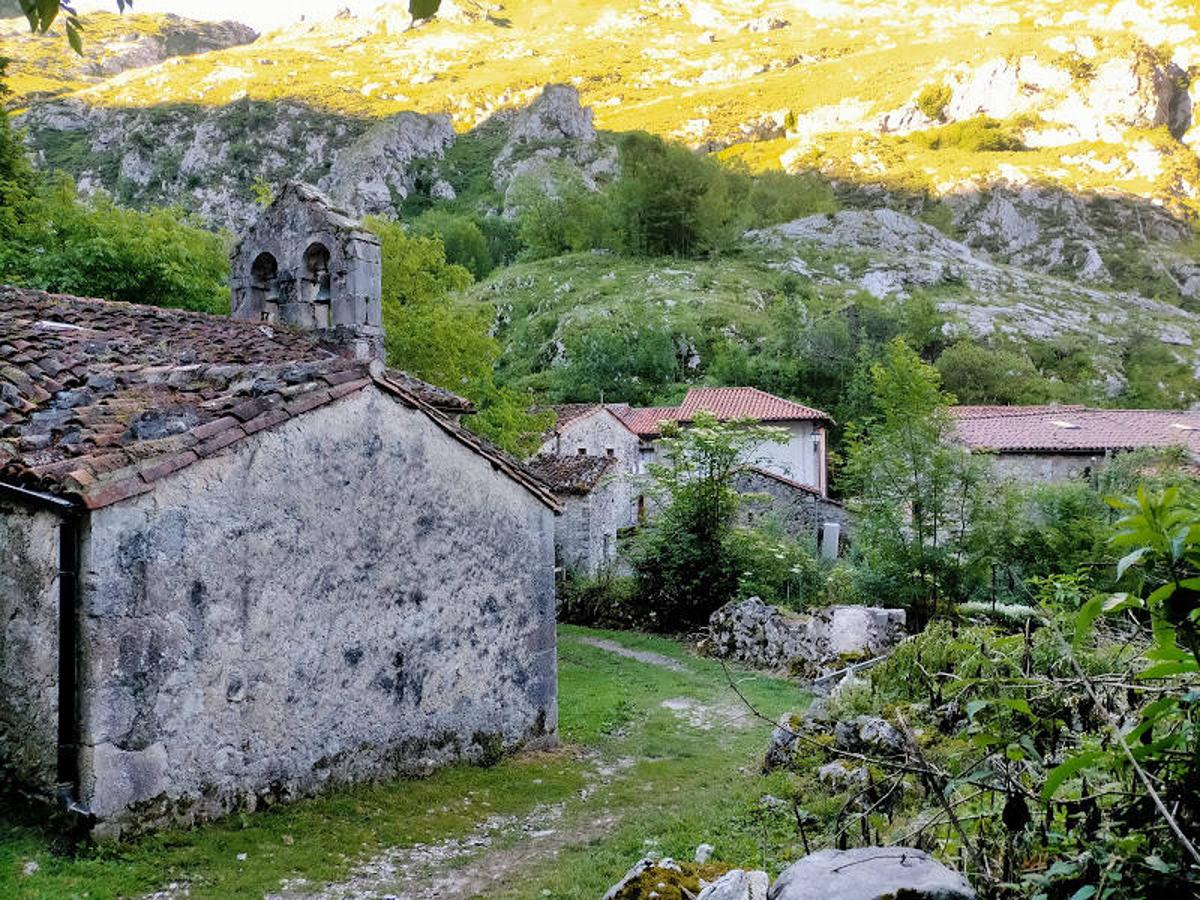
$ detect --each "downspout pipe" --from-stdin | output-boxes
[0,482,91,822]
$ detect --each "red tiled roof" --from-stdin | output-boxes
[0,287,556,511]
[678,387,830,424]
[525,454,616,495]
[609,388,831,438]
[612,405,681,438]
[951,405,1200,454]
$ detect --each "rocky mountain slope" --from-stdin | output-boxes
[0,11,257,104]
[5,1,1200,405]
[10,1,1200,215]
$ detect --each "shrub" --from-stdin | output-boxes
[745,170,838,228]
[512,168,615,259]
[909,116,1025,152]
[557,572,644,630]
[412,209,494,279]
[935,339,1050,403]
[548,311,682,406]
[915,83,952,121]
[0,175,230,313]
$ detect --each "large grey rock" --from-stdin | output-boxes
[698,869,770,900]
[770,847,975,900]
[834,716,906,756]
[320,112,455,217]
[707,599,906,675]
[492,84,617,203]
[504,83,596,147]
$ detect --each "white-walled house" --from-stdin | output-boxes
[611,387,831,495]
[532,387,842,572]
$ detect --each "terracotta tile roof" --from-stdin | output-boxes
[678,387,831,424]
[612,405,681,438]
[0,287,556,511]
[609,388,831,438]
[951,405,1200,454]
[525,454,616,495]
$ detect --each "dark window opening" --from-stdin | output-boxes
[250,252,280,323]
[303,242,333,328]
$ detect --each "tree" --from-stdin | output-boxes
[630,412,788,627]
[610,131,743,257]
[548,311,680,406]
[844,338,994,626]
[366,216,550,455]
[935,339,1049,404]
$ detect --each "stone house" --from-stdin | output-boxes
[734,468,851,555]
[526,454,628,575]
[951,405,1200,483]
[534,387,845,569]
[0,186,559,840]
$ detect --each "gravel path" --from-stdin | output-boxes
[577,636,690,672]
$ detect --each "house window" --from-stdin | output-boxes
[250,252,280,323]
[606,447,615,458]
[578,448,587,456]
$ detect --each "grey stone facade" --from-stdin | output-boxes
[0,500,61,800]
[554,476,630,575]
[735,469,852,548]
[990,451,1105,484]
[538,407,643,480]
[230,182,384,360]
[3,388,557,839]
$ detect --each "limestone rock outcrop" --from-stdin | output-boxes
[492,84,618,209]
[319,112,456,217]
[706,598,906,675]
[698,869,770,900]
[769,847,976,900]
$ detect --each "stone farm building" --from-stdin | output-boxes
[530,388,848,573]
[951,405,1200,483]
[0,185,559,840]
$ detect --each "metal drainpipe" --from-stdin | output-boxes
[0,483,90,820]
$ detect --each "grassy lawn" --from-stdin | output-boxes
[0,625,808,899]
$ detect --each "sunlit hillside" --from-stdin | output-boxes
[6,0,1200,213]
[0,11,255,103]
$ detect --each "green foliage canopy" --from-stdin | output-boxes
[630,412,788,626]
[367,216,550,454]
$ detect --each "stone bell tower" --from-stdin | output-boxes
[230,182,384,361]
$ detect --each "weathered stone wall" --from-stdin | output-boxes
[735,470,852,544]
[0,499,61,801]
[230,183,384,359]
[992,452,1104,484]
[556,475,631,576]
[77,387,556,838]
